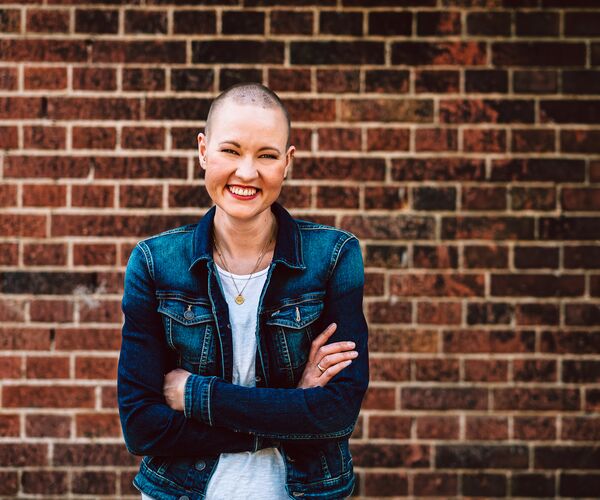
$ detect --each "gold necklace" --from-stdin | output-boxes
[212,215,276,305]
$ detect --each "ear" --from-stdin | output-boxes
[283,144,295,179]
[197,132,208,169]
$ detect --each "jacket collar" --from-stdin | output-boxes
[188,201,306,272]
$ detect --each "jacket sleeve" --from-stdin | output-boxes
[118,242,267,456]
[184,236,370,440]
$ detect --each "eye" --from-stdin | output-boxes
[260,154,278,159]
[221,148,238,155]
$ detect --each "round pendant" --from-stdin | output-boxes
[235,295,245,305]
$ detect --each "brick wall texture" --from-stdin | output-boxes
[1,0,600,498]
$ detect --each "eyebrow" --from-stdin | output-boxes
[219,140,281,155]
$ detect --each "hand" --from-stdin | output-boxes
[163,368,191,411]
[296,323,358,389]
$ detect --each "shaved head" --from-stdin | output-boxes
[204,83,291,151]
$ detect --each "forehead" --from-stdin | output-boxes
[210,101,287,142]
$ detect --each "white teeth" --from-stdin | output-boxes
[228,185,257,196]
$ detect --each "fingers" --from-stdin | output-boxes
[318,340,356,357]
[319,359,353,382]
[309,322,337,359]
[318,350,358,371]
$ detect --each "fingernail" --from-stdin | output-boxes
[348,342,355,348]
[329,323,336,329]
[345,360,352,365]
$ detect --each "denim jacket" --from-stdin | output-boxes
[117,201,370,499]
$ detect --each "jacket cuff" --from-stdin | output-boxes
[184,374,216,425]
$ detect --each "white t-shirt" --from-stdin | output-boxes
[203,262,288,499]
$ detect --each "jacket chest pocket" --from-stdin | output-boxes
[157,296,217,375]
[264,299,324,386]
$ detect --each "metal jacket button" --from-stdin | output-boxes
[195,460,206,471]
[184,305,194,320]
[255,375,261,382]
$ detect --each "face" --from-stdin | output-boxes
[197,100,295,222]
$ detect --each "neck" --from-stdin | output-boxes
[212,207,277,263]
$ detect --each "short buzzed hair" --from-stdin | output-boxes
[204,82,291,151]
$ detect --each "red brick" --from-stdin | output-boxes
[466,416,508,440]
[3,386,95,408]
[26,9,71,33]
[72,126,117,149]
[368,300,412,324]
[26,356,70,379]
[369,328,438,353]
[369,358,409,382]
[22,470,68,494]
[352,443,429,468]
[464,360,509,382]
[23,126,66,150]
[366,127,410,151]
[316,69,360,93]
[0,444,47,466]
[75,356,118,379]
[53,443,137,466]
[462,187,506,210]
[362,387,396,410]
[23,243,67,266]
[494,388,580,411]
[514,416,556,441]
[0,414,19,437]
[0,328,51,350]
[120,184,163,208]
[0,184,17,206]
[317,128,361,151]
[26,414,71,438]
[364,472,408,496]
[76,413,121,438]
[512,128,555,152]
[29,299,73,323]
[24,66,67,90]
[463,128,507,153]
[268,68,311,92]
[414,473,458,496]
[415,127,458,152]
[415,358,459,382]
[416,416,459,439]
[417,302,461,325]
[368,416,411,439]
[122,126,165,150]
[71,185,114,208]
[403,388,487,410]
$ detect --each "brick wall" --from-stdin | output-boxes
[1,0,599,498]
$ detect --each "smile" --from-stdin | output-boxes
[227,185,260,199]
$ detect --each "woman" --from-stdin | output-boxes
[118,83,370,500]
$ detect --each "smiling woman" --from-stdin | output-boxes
[117,83,369,500]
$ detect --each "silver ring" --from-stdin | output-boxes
[317,362,326,373]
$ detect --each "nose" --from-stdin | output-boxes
[235,154,259,181]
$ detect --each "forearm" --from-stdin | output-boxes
[118,243,270,457]
[184,285,369,440]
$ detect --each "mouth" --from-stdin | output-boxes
[227,184,261,199]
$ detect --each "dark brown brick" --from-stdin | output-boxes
[393,42,486,66]
[173,10,216,34]
[75,9,119,34]
[440,99,534,123]
[467,302,513,324]
[393,158,484,181]
[294,41,384,65]
[270,10,312,35]
[413,245,458,269]
[73,67,117,91]
[222,10,264,34]
[436,445,528,469]
[414,473,458,496]
[463,473,507,496]
[364,472,408,496]
[493,42,586,66]
[535,446,600,470]
[369,11,411,36]
[514,246,559,269]
[92,41,185,64]
[352,443,429,468]
[124,9,167,34]
[320,11,362,36]
[417,11,460,36]
[444,329,535,353]
[565,11,600,36]
[122,68,165,91]
[170,68,214,92]
[491,159,585,182]
[514,69,558,93]
[467,11,511,36]
[368,416,411,439]
[415,70,460,93]
[22,471,67,494]
[416,416,459,439]
[402,387,487,410]
[512,128,555,152]
[268,68,311,92]
[494,388,580,411]
[516,11,559,36]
